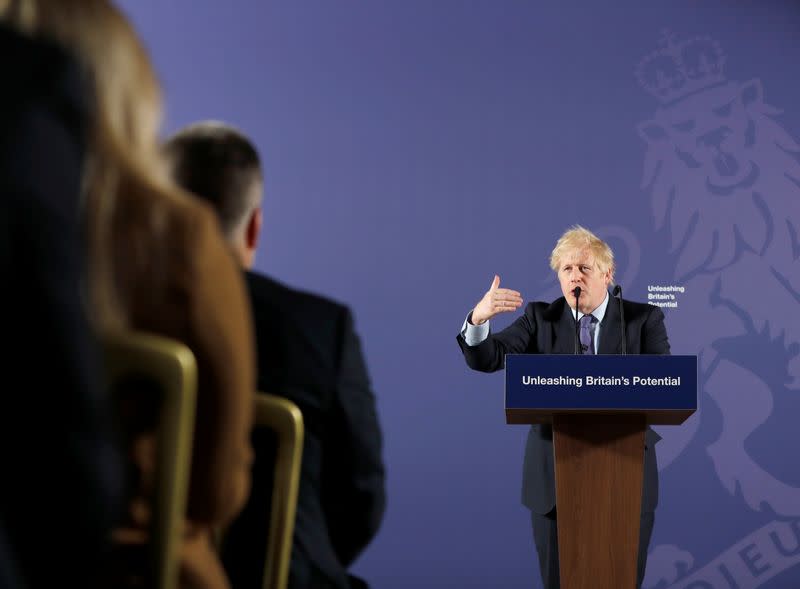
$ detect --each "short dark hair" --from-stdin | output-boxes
[164,121,262,236]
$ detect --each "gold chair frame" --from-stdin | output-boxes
[104,330,197,589]
[254,393,304,589]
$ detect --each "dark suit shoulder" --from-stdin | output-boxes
[621,298,663,321]
[534,297,568,322]
[245,271,348,322]
[244,271,354,399]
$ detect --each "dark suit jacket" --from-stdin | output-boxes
[222,273,385,589]
[0,25,123,588]
[457,295,670,515]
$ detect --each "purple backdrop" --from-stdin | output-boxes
[117,1,800,587]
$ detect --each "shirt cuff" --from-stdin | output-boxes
[461,312,490,347]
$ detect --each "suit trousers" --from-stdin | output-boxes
[530,508,655,589]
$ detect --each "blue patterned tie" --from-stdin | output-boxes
[579,314,596,355]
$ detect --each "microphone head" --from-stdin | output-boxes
[612,284,622,297]
[572,286,582,298]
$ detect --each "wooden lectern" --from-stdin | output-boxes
[505,355,697,589]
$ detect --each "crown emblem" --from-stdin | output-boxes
[636,30,727,104]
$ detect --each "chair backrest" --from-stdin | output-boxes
[255,393,304,589]
[103,330,197,589]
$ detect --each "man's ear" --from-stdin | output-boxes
[245,206,262,250]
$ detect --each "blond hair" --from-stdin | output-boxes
[549,225,615,278]
[1,0,184,331]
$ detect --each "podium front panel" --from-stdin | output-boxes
[505,354,697,425]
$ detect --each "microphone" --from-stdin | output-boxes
[572,286,582,354]
[612,284,627,355]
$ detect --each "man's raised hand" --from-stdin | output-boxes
[471,275,523,325]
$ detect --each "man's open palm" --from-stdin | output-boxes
[471,275,523,325]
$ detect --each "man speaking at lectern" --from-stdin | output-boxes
[456,226,670,589]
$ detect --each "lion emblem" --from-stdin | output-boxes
[638,76,800,283]
[634,32,800,588]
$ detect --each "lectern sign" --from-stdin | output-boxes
[505,354,697,425]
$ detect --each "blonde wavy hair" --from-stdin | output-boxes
[0,0,183,331]
[549,225,615,278]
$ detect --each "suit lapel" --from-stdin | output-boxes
[598,295,622,355]
[551,301,579,354]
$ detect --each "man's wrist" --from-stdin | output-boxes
[463,312,490,346]
[469,310,486,326]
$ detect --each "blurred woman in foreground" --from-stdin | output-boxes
[0,1,255,587]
